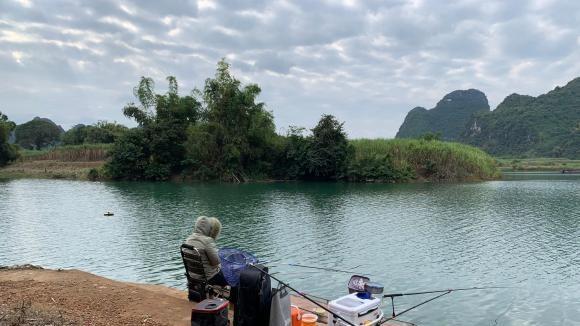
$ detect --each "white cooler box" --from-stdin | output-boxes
[327,293,384,326]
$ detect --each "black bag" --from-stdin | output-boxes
[234,264,271,326]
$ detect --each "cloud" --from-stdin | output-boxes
[1,0,580,137]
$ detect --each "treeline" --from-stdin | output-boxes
[104,60,351,181]
[61,122,127,146]
[103,60,498,182]
[2,60,500,182]
[12,118,126,150]
[0,114,125,167]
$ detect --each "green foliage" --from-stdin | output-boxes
[107,76,201,180]
[269,116,352,181]
[0,111,19,166]
[105,128,151,180]
[419,132,442,141]
[397,89,490,140]
[15,117,63,149]
[104,60,493,183]
[462,78,580,158]
[307,114,350,179]
[87,168,99,181]
[62,121,128,145]
[273,126,310,179]
[184,59,277,181]
[349,139,498,181]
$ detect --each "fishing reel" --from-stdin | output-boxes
[348,275,384,298]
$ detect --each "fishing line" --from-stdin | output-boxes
[379,286,514,324]
[383,286,513,298]
[248,264,357,326]
[278,262,373,276]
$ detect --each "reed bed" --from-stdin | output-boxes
[349,138,499,181]
[20,144,112,162]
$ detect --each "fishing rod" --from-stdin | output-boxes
[380,286,511,323]
[280,262,371,276]
[379,291,452,325]
[248,264,357,326]
[383,286,511,298]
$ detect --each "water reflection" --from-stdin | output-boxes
[1,175,580,325]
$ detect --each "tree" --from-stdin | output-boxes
[307,114,350,179]
[62,121,128,145]
[276,126,311,179]
[0,111,19,166]
[184,59,277,180]
[15,117,63,149]
[107,76,201,180]
[105,128,150,180]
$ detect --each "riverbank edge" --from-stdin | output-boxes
[0,160,105,180]
[0,265,195,325]
[496,157,580,172]
[0,159,501,183]
[0,265,415,326]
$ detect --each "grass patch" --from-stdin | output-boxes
[349,138,500,181]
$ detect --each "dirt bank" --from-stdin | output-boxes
[0,266,194,326]
[0,160,104,180]
[0,266,414,326]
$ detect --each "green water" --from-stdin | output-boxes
[1,174,579,325]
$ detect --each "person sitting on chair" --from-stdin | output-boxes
[185,216,229,286]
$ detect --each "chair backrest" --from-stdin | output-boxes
[180,243,207,282]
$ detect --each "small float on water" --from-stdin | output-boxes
[103,212,114,216]
[561,169,580,174]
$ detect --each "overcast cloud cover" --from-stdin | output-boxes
[1,0,580,137]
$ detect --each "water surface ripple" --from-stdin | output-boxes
[1,175,579,325]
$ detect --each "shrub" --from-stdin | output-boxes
[87,168,99,181]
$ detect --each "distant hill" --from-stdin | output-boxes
[462,78,580,158]
[396,89,490,140]
[15,117,64,149]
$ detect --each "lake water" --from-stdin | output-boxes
[1,174,579,325]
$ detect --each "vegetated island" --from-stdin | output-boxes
[0,60,499,183]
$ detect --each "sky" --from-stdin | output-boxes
[1,0,580,138]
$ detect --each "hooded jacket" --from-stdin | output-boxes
[185,216,222,280]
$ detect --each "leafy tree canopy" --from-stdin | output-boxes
[307,114,351,179]
[184,59,277,181]
[106,76,201,180]
[0,111,19,166]
[62,121,128,145]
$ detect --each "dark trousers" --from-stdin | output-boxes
[208,270,229,287]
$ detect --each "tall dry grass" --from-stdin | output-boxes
[20,144,112,162]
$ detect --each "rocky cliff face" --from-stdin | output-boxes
[462,77,580,158]
[396,89,490,140]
